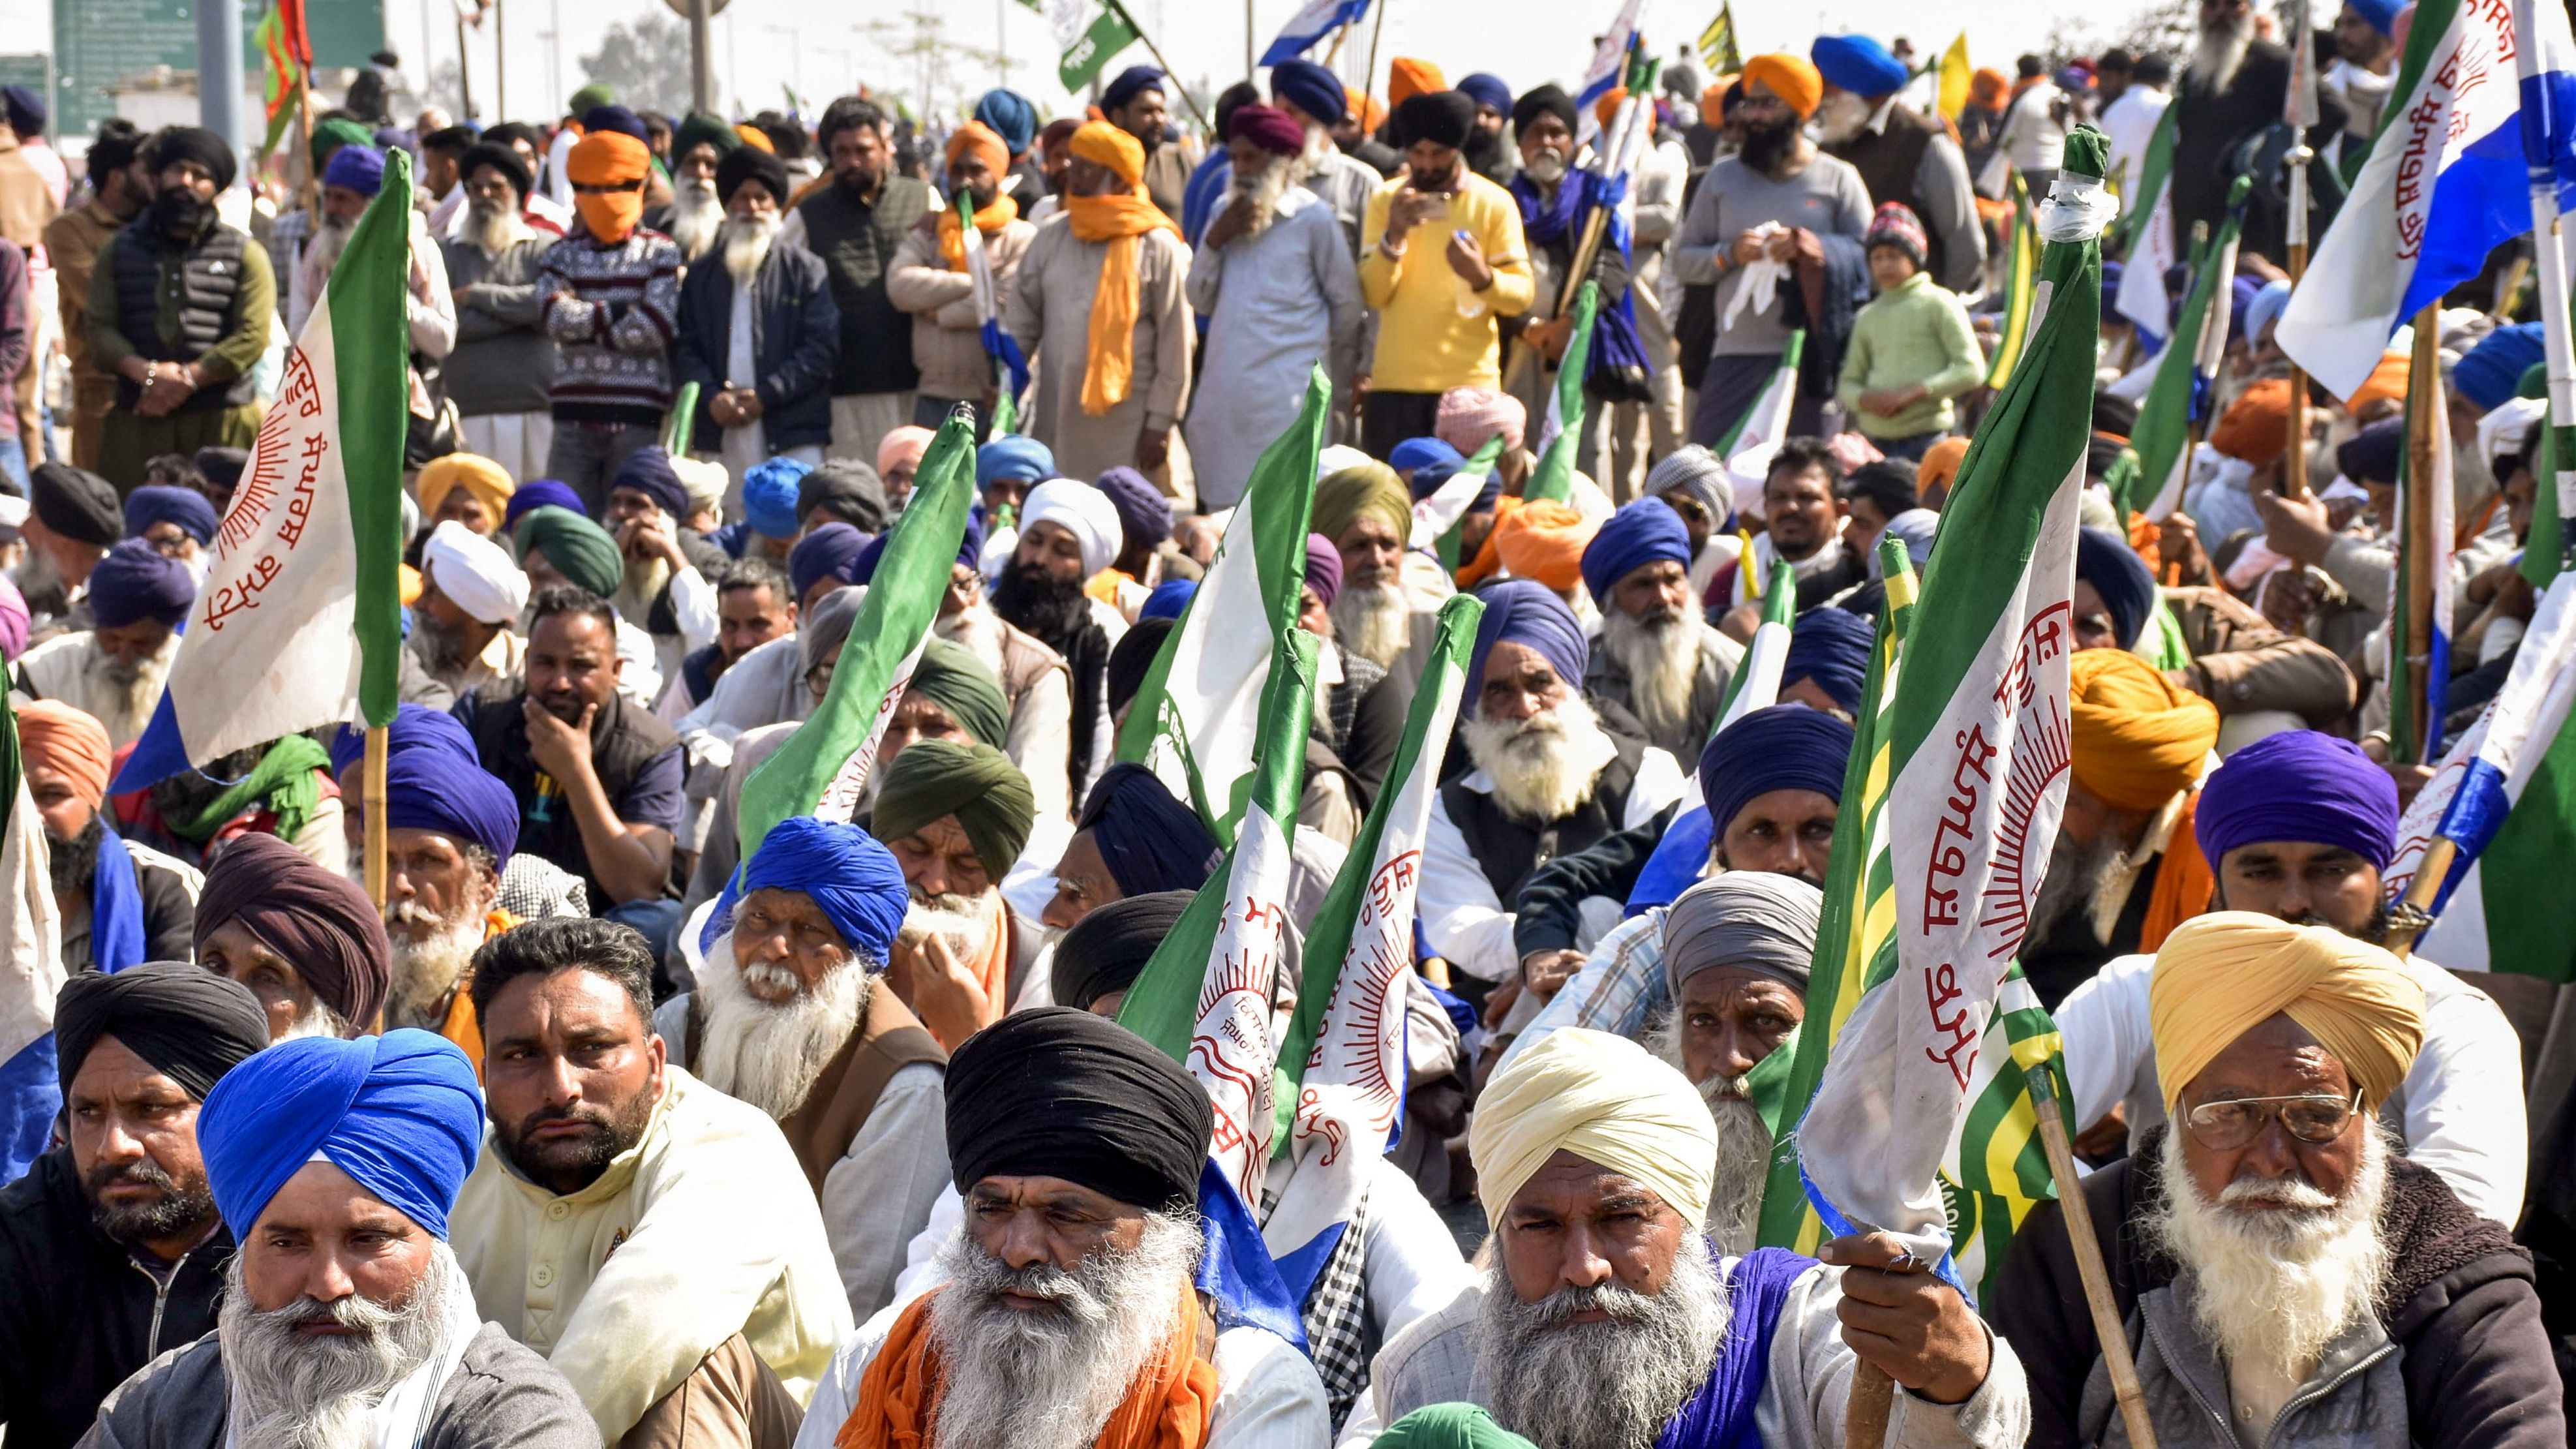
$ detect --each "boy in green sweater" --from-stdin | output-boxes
[1836,202,1984,462]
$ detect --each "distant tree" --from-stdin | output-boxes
[579,16,693,118]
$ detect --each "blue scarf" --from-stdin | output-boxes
[1509,170,1654,393]
[1656,1246,1819,1449]
[89,825,146,972]
[1509,168,1586,246]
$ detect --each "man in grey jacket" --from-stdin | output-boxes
[443,142,559,483]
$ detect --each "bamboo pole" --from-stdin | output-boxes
[2384,836,2457,956]
[2403,302,2442,763]
[2024,1065,2162,1448]
[1844,1362,1895,1449]
[1361,0,1391,130]
[362,724,389,909]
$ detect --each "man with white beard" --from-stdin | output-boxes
[82,1030,599,1449]
[1811,33,1984,299]
[870,739,1043,1044]
[1344,1028,2029,1447]
[676,145,841,496]
[653,817,953,1320]
[1580,499,1743,759]
[796,1007,1331,1449]
[453,919,850,1447]
[1419,581,1686,997]
[598,446,727,688]
[1315,461,1454,690]
[442,144,560,483]
[1995,913,2562,1448]
[193,833,390,1045]
[646,112,740,263]
[286,144,454,363]
[2172,0,2344,267]
[16,538,192,750]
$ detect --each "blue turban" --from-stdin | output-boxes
[1273,60,1350,127]
[2456,322,2546,412]
[973,87,1040,155]
[322,144,387,196]
[739,815,910,966]
[1391,437,1464,479]
[198,1030,483,1240]
[1078,763,1221,896]
[504,478,586,529]
[2075,525,2159,649]
[1457,72,1514,115]
[1102,65,1166,113]
[581,104,651,143]
[2223,276,2262,343]
[791,523,869,599]
[2346,0,2401,35]
[2099,260,2124,299]
[1093,467,1169,549]
[1,85,43,135]
[1697,705,1854,840]
[1782,607,1873,713]
[744,456,812,540]
[611,445,690,519]
[1811,35,1909,96]
[123,484,219,545]
[329,703,477,777]
[845,512,983,585]
[2196,729,2401,872]
[87,538,197,629]
[2337,418,2404,484]
[1579,498,1693,603]
[1470,579,1586,701]
[977,435,1055,489]
[1141,578,1196,620]
[328,707,519,863]
[2244,279,2292,344]
[1873,508,1939,579]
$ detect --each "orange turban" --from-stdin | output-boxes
[1970,67,2009,106]
[1917,436,1971,495]
[2068,649,2219,812]
[567,130,651,243]
[2208,377,2295,466]
[2343,350,2409,416]
[1700,82,1731,129]
[18,700,112,814]
[1348,89,1387,132]
[1389,58,1447,107]
[1596,87,1629,130]
[945,120,1010,182]
[1493,500,1600,593]
[734,123,775,153]
[1068,119,1146,187]
[1742,54,1823,119]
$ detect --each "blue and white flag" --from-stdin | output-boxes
[1575,0,1649,140]
[2277,0,2576,398]
[958,195,1030,408]
[1261,0,1368,66]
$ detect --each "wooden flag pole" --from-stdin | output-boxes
[362,724,389,909]
[2402,301,2442,763]
[1844,1363,1895,1448]
[2023,1065,2162,1448]
[2280,0,2314,498]
[2385,836,2458,956]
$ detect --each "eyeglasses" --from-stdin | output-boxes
[2179,1090,2365,1152]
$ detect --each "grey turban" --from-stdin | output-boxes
[1661,872,1825,995]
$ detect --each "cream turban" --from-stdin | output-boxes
[2149,911,2425,1113]
[1021,478,1124,577]
[422,519,530,626]
[671,455,730,519]
[1469,1028,1716,1232]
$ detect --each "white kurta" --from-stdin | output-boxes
[1181,190,1362,509]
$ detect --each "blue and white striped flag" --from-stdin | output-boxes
[1574,0,1648,142]
[1261,0,1369,66]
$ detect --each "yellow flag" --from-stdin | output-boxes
[1937,32,1972,123]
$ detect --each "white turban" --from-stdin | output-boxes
[422,520,529,626]
[1468,1028,1716,1233]
[671,455,730,519]
[2476,396,2547,470]
[1020,478,1123,578]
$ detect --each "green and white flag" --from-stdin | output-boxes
[2121,178,2249,521]
[1023,0,1142,91]
[1119,630,1320,1202]
[0,698,66,1182]
[1115,370,1326,843]
[738,411,976,861]
[2111,103,2177,341]
[1525,281,1598,504]
[1713,331,1805,575]
[1411,436,1504,573]
[1710,558,1798,736]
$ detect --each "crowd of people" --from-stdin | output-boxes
[0,0,2568,1446]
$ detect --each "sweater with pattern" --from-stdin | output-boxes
[539,224,682,426]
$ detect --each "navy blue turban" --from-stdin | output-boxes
[332,705,519,864]
[2075,525,2159,650]
[1580,498,1693,603]
[198,1030,483,1240]
[1697,705,1854,840]
[124,485,219,545]
[845,513,982,585]
[1391,437,1463,480]
[1812,35,1910,96]
[611,445,690,519]
[329,703,476,776]
[2196,729,2401,872]
[1456,72,1514,115]
[1782,607,1873,714]
[1273,60,1349,126]
[1093,467,1170,549]
[322,144,387,196]
[1078,763,1221,897]
[2336,418,2405,485]
[2456,322,2545,413]
[1,85,43,135]
[791,523,869,598]
[973,87,1039,154]
[504,478,585,530]
[1102,65,1166,113]
[581,104,651,143]
[1470,579,1586,700]
[87,538,197,629]
[739,814,910,967]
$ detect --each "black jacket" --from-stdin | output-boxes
[673,238,842,453]
[0,1148,231,1449]
[1993,1129,2565,1449]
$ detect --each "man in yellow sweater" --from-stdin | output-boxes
[1357,88,1535,459]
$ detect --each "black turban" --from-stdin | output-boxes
[1390,91,1477,151]
[2092,391,2138,439]
[1078,763,1220,896]
[2338,418,2404,486]
[30,462,120,546]
[1106,615,1175,717]
[716,144,791,209]
[1052,891,1193,1012]
[2075,525,2159,650]
[152,126,237,191]
[945,1007,1211,1213]
[1511,84,1577,136]
[457,141,533,200]
[194,833,391,1030]
[798,461,888,533]
[193,447,249,494]
[55,961,271,1101]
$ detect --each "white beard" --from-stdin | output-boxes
[719,210,778,288]
[1522,152,1569,187]
[2194,14,2256,95]
[1599,606,1702,750]
[1224,157,1299,238]
[2144,1121,2391,1388]
[617,552,672,630]
[1329,580,1412,668]
[383,904,484,1031]
[926,1211,1202,1449]
[1461,695,1619,827]
[1816,90,1873,145]
[219,1242,477,1449]
[668,178,725,260]
[464,200,529,257]
[304,216,354,281]
[693,932,873,1119]
[82,639,171,741]
[1644,1014,1771,1258]
[1475,1242,1731,1449]
[277,996,352,1042]
[902,887,999,962]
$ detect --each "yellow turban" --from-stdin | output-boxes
[1313,462,1412,544]
[1493,499,1599,593]
[1469,1029,1715,1232]
[415,453,515,527]
[2068,648,2218,812]
[1068,119,1146,186]
[2149,912,2426,1112]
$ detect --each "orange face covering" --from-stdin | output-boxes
[567,131,650,243]
[1065,121,1179,418]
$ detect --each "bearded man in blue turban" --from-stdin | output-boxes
[1581,498,1746,756]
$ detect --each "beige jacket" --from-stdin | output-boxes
[885,213,1037,403]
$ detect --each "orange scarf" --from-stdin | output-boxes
[2137,791,2215,953]
[836,1280,1219,1449]
[937,193,1022,269]
[1067,191,1179,417]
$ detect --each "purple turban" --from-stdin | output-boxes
[0,572,26,662]
[322,144,387,196]
[1303,532,1344,609]
[504,478,586,530]
[198,1030,483,1240]
[2195,729,2401,872]
[610,445,690,519]
[1228,103,1306,157]
[1092,467,1170,549]
[1696,704,1854,838]
[87,538,198,629]
[1469,579,1586,701]
[1076,763,1221,896]
[124,484,219,545]
[1579,498,1693,603]
[791,523,869,599]
[739,816,910,965]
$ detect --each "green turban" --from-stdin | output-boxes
[310,117,373,169]
[513,506,622,598]
[873,739,1035,881]
[568,83,615,115]
[1376,1407,1537,1449]
[672,111,742,162]
[1313,462,1411,544]
[909,637,1009,750]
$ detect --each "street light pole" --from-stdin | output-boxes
[196,0,248,179]
[690,0,715,112]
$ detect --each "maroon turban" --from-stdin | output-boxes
[1228,103,1307,157]
[193,832,391,1030]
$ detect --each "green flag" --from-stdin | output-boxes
[1524,281,1599,504]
